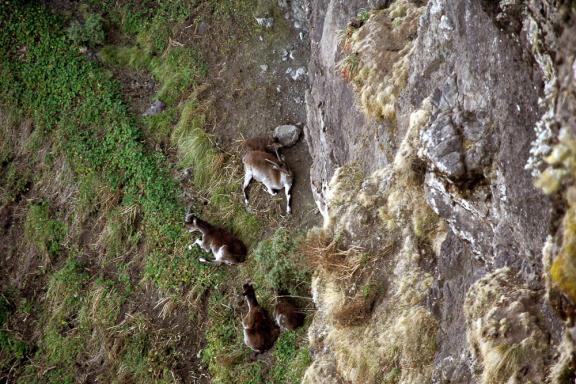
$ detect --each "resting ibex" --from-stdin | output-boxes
[273,293,305,331]
[184,213,247,265]
[242,283,280,353]
[242,150,294,215]
[244,136,283,159]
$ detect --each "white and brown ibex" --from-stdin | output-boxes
[242,283,280,354]
[273,292,305,331]
[184,213,247,265]
[242,150,294,215]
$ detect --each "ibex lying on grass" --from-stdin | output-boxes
[273,293,305,331]
[242,150,294,215]
[242,283,280,353]
[184,213,247,265]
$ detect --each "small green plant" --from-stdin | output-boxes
[382,367,401,383]
[270,331,312,383]
[24,203,67,260]
[337,52,361,82]
[0,2,312,382]
[357,9,372,23]
[67,13,105,47]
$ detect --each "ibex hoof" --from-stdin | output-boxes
[199,258,207,263]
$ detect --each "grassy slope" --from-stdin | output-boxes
[0,1,311,383]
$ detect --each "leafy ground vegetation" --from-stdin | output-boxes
[0,1,312,382]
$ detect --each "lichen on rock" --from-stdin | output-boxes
[464,268,550,384]
[303,98,441,383]
[337,0,425,122]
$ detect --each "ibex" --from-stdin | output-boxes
[244,136,283,159]
[273,293,305,331]
[242,150,294,215]
[184,213,247,265]
[242,283,280,354]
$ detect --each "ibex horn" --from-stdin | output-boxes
[184,206,193,223]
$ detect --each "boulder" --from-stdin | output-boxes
[142,100,166,117]
[273,124,301,147]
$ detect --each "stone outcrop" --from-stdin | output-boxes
[300,0,576,382]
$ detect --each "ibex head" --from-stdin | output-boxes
[184,208,200,232]
[242,282,255,297]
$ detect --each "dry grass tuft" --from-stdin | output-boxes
[337,0,425,122]
[464,268,550,384]
[302,230,367,281]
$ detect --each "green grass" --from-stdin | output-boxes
[67,13,105,47]
[202,228,312,383]
[0,1,312,382]
[250,228,311,295]
[0,2,202,380]
[24,202,68,261]
[270,331,312,383]
[0,295,27,375]
[99,45,206,106]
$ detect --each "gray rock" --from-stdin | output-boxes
[142,100,166,117]
[273,124,301,147]
[197,21,209,35]
[282,49,295,61]
[367,0,392,9]
[278,0,310,32]
[421,112,465,179]
[304,0,563,382]
[286,66,306,81]
[255,17,274,28]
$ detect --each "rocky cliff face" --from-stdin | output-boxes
[297,0,576,382]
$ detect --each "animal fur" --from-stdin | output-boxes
[185,214,247,265]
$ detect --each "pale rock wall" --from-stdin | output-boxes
[301,0,575,383]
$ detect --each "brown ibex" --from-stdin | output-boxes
[273,292,305,331]
[242,283,280,353]
[244,136,283,159]
[184,213,247,265]
[242,150,294,215]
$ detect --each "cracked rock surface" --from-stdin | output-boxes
[303,0,573,382]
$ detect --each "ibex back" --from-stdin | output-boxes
[185,214,247,265]
[242,283,280,353]
[242,150,294,214]
[273,294,305,331]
